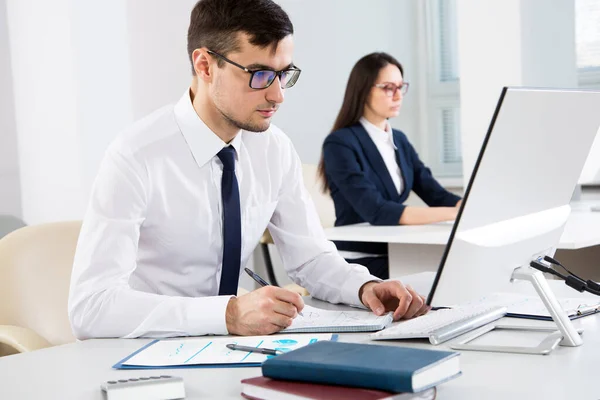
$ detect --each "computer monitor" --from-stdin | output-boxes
[427,88,600,315]
[578,127,600,185]
[571,125,600,204]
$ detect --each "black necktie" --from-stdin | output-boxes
[217,146,242,295]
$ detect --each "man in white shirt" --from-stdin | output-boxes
[68,0,430,339]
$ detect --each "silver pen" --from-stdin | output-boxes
[226,343,283,356]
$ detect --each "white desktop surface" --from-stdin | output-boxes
[324,210,600,250]
[325,221,451,245]
[0,297,597,400]
[324,210,600,276]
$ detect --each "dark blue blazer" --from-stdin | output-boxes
[323,123,461,255]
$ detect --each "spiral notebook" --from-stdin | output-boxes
[281,305,393,333]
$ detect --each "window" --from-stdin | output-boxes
[420,0,462,178]
[576,0,600,88]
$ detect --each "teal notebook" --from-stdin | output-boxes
[262,341,461,393]
[281,305,393,333]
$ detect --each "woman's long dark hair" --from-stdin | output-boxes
[317,52,404,192]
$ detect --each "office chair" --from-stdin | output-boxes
[0,221,252,356]
[259,164,335,295]
[0,221,82,356]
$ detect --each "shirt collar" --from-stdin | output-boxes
[174,89,242,168]
[360,117,396,148]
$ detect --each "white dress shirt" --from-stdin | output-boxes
[68,90,376,339]
[360,117,403,194]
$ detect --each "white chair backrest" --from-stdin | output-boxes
[302,164,335,229]
[0,221,81,346]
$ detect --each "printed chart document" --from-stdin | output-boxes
[113,333,334,369]
[282,305,393,333]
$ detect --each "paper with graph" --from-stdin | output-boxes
[282,305,393,333]
[115,333,334,368]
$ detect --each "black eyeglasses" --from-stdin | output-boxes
[374,82,410,97]
[207,50,301,90]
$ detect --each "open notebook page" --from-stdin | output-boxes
[282,305,393,333]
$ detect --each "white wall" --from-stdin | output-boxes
[520,1,577,87]
[126,0,193,120]
[6,0,85,224]
[4,0,188,224]
[70,0,135,202]
[0,0,21,218]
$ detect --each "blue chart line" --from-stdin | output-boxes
[273,339,298,346]
[184,341,212,364]
[169,343,185,357]
[241,340,264,362]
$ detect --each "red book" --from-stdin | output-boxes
[241,376,437,400]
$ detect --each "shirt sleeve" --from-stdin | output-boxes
[68,145,231,340]
[267,136,380,307]
[405,140,462,207]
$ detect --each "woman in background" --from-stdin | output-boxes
[318,52,461,279]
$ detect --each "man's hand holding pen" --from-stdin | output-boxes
[226,286,305,335]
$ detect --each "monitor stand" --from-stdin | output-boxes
[450,266,584,355]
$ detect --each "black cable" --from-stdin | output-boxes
[529,260,568,280]
[565,275,588,292]
[532,258,600,296]
[544,255,600,293]
[588,281,600,292]
[530,260,588,292]
[543,255,578,277]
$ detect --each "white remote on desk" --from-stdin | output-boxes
[100,375,186,400]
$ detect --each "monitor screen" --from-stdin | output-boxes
[428,87,600,307]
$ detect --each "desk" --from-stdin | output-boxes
[0,297,597,399]
[325,210,600,277]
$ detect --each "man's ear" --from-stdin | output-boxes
[193,48,212,83]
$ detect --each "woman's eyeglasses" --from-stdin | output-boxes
[374,82,410,97]
[207,50,301,90]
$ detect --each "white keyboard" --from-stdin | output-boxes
[370,305,507,345]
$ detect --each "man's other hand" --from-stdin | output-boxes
[359,281,430,320]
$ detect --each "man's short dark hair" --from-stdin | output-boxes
[187,0,294,74]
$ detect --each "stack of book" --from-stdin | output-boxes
[241,341,462,400]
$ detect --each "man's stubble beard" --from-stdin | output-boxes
[218,106,270,133]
